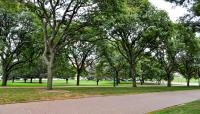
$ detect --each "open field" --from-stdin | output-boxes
[0,80,157,87]
[0,76,199,87]
[150,100,200,114]
[0,86,200,105]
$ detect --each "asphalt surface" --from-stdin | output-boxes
[0,90,200,114]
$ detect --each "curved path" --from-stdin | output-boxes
[0,90,200,114]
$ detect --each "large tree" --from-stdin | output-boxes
[176,24,199,87]
[108,0,172,87]
[21,0,124,90]
[0,9,39,86]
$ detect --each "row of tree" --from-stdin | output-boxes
[0,0,200,89]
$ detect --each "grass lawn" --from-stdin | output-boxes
[0,76,199,87]
[150,100,200,114]
[0,80,156,87]
[0,86,200,105]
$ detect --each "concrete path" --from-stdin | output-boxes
[0,90,200,114]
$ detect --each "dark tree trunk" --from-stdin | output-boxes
[96,79,99,86]
[39,77,42,84]
[76,70,81,86]
[24,78,27,83]
[140,76,144,85]
[167,73,172,87]
[66,78,68,84]
[30,77,33,83]
[187,78,190,87]
[12,77,15,83]
[118,78,121,84]
[113,74,116,87]
[115,70,119,86]
[2,73,8,86]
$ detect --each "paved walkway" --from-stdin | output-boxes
[0,90,200,114]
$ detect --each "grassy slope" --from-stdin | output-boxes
[150,100,200,114]
[0,86,200,105]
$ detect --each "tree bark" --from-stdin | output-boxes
[115,70,120,86]
[113,74,116,87]
[187,78,190,87]
[24,78,27,83]
[2,72,8,86]
[47,59,53,90]
[76,70,81,86]
[130,63,137,87]
[140,76,144,85]
[45,50,55,90]
[167,73,172,87]
[39,77,42,84]
[30,77,33,83]
[96,79,99,86]
[66,78,68,84]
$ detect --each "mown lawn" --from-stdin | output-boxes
[0,80,131,87]
[0,86,199,105]
[0,80,158,87]
[150,100,200,114]
[0,76,199,87]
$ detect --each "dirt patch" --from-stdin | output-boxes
[46,90,70,93]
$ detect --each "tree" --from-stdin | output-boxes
[0,9,39,86]
[21,0,123,90]
[108,0,172,87]
[176,24,199,87]
[137,55,166,85]
[67,40,96,86]
[54,50,76,84]
[97,41,127,86]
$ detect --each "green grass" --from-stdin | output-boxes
[63,86,200,95]
[0,76,199,87]
[0,80,146,87]
[150,100,200,114]
[0,86,199,105]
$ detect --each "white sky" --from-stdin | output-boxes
[149,0,188,22]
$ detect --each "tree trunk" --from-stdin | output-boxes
[96,79,99,86]
[113,74,116,87]
[167,73,172,87]
[66,78,68,84]
[47,60,53,90]
[115,70,120,86]
[30,77,33,83]
[157,80,161,85]
[2,72,8,86]
[12,77,15,83]
[39,77,42,84]
[187,78,190,87]
[140,76,144,85]
[130,63,137,87]
[24,78,27,83]
[46,52,55,90]
[198,78,200,87]
[76,70,81,86]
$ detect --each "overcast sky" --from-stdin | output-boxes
[149,0,188,22]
